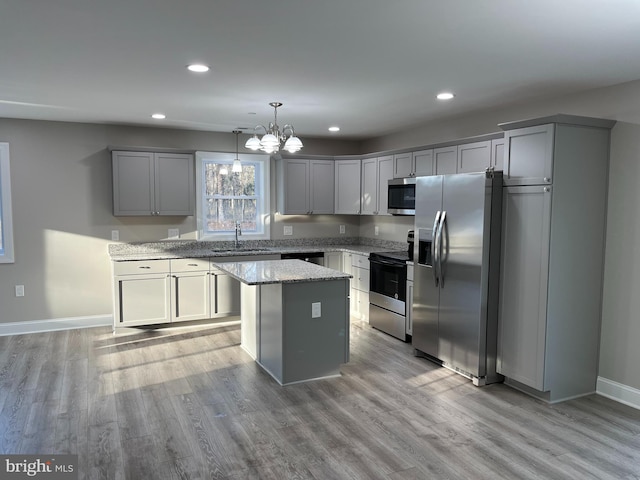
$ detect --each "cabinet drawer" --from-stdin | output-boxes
[114,259,171,276]
[351,254,370,270]
[352,266,370,292]
[171,257,210,272]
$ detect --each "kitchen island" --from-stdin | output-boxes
[213,259,352,385]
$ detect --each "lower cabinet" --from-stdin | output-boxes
[210,268,241,317]
[324,251,343,271]
[171,258,211,323]
[350,253,370,322]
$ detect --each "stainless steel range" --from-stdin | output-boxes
[368,250,409,341]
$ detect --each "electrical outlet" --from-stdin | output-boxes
[374,226,379,236]
[168,228,180,239]
[339,225,346,234]
[312,302,321,318]
[15,285,24,297]
[111,230,120,241]
[283,225,293,236]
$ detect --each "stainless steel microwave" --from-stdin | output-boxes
[388,177,416,215]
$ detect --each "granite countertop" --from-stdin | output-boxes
[108,238,406,261]
[213,259,353,285]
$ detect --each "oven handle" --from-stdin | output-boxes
[368,258,406,268]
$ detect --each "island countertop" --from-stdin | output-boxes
[212,259,352,285]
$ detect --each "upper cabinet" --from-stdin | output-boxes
[112,151,194,216]
[502,124,554,186]
[335,159,362,214]
[457,140,491,173]
[393,150,433,178]
[361,155,393,215]
[277,158,334,215]
[491,138,505,171]
[433,146,458,175]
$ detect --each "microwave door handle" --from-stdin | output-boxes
[439,211,447,288]
[432,211,441,287]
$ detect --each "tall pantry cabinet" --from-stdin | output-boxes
[497,115,615,402]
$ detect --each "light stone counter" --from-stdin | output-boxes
[212,259,352,285]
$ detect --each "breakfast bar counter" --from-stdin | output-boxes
[213,259,352,385]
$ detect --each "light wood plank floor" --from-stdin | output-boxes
[1,320,639,479]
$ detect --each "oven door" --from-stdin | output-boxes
[369,258,407,303]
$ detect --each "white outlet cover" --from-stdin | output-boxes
[111,230,120,241]
[339,225,345,234]
[283,225,293,236]
[15,285,24,297]
[311,302,321,318]
[374,226,379,236]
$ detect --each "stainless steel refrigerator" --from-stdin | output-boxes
[412,170,503,385]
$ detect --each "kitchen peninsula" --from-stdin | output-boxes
[213,259,352,385]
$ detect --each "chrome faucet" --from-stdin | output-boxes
[234,221,242,248]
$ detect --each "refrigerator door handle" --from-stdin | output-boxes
[432,211,441,287]
[438,211,447,288]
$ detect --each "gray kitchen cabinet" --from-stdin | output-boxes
[112,151,194,216]
[350,253,370,322]
[277,158,334,214]
[502,124,554,186]
[497,115,615,402]
[433,146,458,175]
[113,260,172,327]
[361,155,393,215]
[393,152,413,178]
[413,149,435,176]
[491,138,505,170]
[324,251,343,271]
[457,140,491,173]
[170,258,210,323]
[393,150,434,178]
[334,159,362,214]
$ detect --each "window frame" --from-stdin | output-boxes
[0,143,15,263]
[195,151,271,241]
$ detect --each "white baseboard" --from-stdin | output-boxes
[0,314,112,336]
[597,376,640,410]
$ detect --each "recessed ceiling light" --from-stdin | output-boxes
[437,92,455,100]
[187,64,210,73]
[328,126,340,132]
[151,113,166,119]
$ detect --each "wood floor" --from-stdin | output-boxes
[1,319,639,480]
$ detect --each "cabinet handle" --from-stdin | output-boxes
[187,263,198,266]
[139,266,151,269]
[543,186,551,193]
[544,177,551,183]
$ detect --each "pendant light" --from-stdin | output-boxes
[232,130,242,173]
[244,102,303,154]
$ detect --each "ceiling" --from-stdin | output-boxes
[2,0,640,140]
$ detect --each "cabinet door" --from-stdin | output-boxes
[434,146,458,175]
[211,269,241,316]
[112,151,155,215]
[280,159,310,214]
[114,273,171,326]
[491,138,505,171]
[413,149,434,176]
[309,160,334,214]
[393,152,413,178]
[155,153,195,215]
[360,158,378,215]
[324,252,342,271]
[457,141,491,173]
[504,124,554,186]
[334,159,362,214]
[498,185,552,391]
[171,271,210,322]
[377,155,394,216]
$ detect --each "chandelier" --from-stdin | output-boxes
[244,102,303,154]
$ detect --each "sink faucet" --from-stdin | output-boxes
[235,221,242,248]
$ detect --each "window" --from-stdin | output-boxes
[0,143,15,263]
[196,151,271,240]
